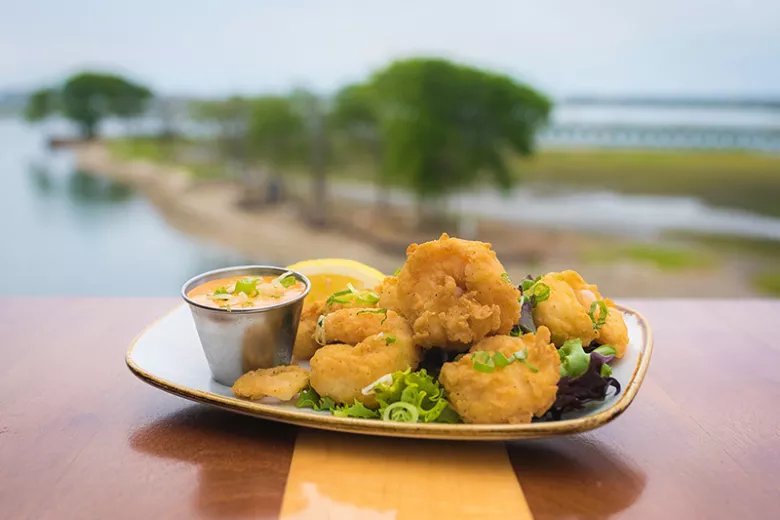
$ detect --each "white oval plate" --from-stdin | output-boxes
[127,304,652,440]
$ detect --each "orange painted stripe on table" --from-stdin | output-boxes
[280,430,533,520]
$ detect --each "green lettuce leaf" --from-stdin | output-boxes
[296,387,320,409]
[332,400,380,419]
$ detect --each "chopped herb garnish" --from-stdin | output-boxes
[382,401,419,423]
[501,272,512,284]
[493,351,511,368]
[531,282,550,303]
[394,268,402,276]
[234,277,257,296]
[356,308,387,316]
[385,335,397,345]
[588,300,609,330]
[213,286,228,295]
[326,286,380,307]
[472,351,496,373]
[521,275,541,293]
[279,275,296,288]
[326,289,353,306]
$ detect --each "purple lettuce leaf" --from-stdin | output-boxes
[547,351,621,420]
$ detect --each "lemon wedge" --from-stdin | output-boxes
[286,259,386,303]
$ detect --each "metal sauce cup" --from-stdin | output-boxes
[181,266,311,386]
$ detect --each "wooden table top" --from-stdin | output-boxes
[1,298,779,520]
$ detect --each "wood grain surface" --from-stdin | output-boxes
[1,298,779,520]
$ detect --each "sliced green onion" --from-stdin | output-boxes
[207,293,232,301]
[394,268,401,276]
[493,351,511,368]
[472,351,495,373]
[600,364,613,377]
[356,290,380,305]
[382,401,419,423]
[501,272,512,284]
[385,335,397,345]
[356,308,387,316]
[593,344,617,357]
[273,271,296,288]
[531,283,550,304]
[326,289,353,306]
[521,275,541,293]
[279,275,296,288]
[314,315,327,346]
[519,360,539,373]
[588,300,609,330]
[234,277,257,296]
[513,347,528,361]
[213,286,228,295]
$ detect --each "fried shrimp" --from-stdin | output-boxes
[293,298,377,361]
[532,270,628,357]
[309,309,420,407]
[439,327,561,424]
[387,234,521,351]
[232,365,309,401]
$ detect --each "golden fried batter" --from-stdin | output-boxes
[532,270,628,357]
[293,298,377,361]
[309,310,420,407]
[439,327,561,424]
[388,234,521,350]
[232,365,309,401]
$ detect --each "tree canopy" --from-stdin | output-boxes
[24,72,152,138]
[367,58,552,200]
[248,96,305,169]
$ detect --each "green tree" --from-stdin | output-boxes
[369,58,551,221]
[331,83,385,205]
[248,96,305,174]
[24,88,57,122]
[290,88,331,227]
[190,96,253,166]
[60,73,152,138]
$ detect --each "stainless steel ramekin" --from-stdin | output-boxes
[181,265,310,386]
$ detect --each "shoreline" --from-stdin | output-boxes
[74,143,757,297]
[74,144,408,274]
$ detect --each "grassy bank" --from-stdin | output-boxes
[514,149,780,217]
[107,138,780,217]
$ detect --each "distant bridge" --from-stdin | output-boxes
[539,123,780,151]
[561,96,780,111]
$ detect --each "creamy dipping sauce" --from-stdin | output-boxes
[188,273,306,310]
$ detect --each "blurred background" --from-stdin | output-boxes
[2,1,779,297]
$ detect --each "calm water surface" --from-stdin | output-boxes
[0,120,247,296]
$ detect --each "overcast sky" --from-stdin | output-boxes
[2,0,779,98]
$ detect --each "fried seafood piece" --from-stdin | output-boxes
[438,327,561,424]
[293,298,376,361]
[389,234,521,350]
[314,308,409,345]
[232,365,309,401]
[532,270,628,357]
[309,309,420,407]
[376,275,401,311]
